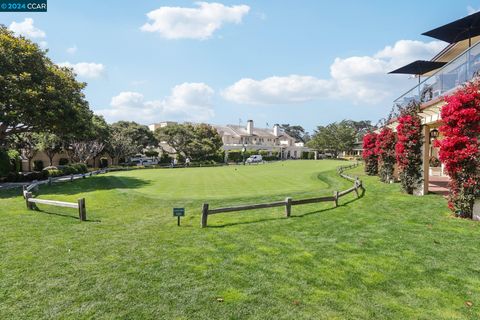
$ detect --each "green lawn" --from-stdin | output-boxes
[1,160,479,319]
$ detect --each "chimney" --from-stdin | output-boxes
[273,124,280,137]
[246,120,253,135]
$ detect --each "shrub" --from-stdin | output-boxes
[33,160,44,171]
[159,153,172,164]
[59,158,69,165]
[7,150,21,173]
[4,170,48,182]
[362,132,378,175]
[375,127,396,183]
[435,80,480,218]
[227,150,243,163]
[71,163,88,173]
[395,103,423,194]
[144,150,159,157]
[0,149,10,177]
[100,158,109,168]
[47,169,63,177]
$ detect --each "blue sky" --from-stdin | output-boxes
[2,1,479,132]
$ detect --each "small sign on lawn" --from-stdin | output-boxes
[173,208,185,217]
[173,207,185,226]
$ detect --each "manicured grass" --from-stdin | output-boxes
[0,160,479,319]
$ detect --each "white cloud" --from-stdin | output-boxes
[222,75,333,105]
[141,2,250,40]
[9,18,48,48]
[97,82,215,124]
[467,6,479,14]
[9,18,46,38]
[66,45,78,54]
[58,62,106,78]
[223,39,447,105]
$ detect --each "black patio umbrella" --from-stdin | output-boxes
[422,11,480,46]
[389,60,447,83]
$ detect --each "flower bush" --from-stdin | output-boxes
[395,103,423,194]
[435,81,480,218]
[375,127,397,183]
[362,132,378,175]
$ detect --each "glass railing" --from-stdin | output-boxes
[393,41,480,107]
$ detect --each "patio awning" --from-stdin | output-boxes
[388,60,447,75]
[422,11,480,45]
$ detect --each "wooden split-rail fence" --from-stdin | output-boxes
[22,169,108,221]
[201,162,364,227]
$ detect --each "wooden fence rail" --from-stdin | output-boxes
[20,169,106,221]
[201,162,364,227]
[24,191,87,221]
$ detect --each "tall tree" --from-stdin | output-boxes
[11,133,39,171]
[110,121,157,153]
[155,123,223,161]
[0,26,93,146]
[107,130,138,164]
[154,124,193,156]
[36,132,62,166]
[184,124,223,161]
[280,124,309,142]
[307,121,356,156]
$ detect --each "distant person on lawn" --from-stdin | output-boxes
[185,157,190,167]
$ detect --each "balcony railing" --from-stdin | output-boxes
[394,41,480,107]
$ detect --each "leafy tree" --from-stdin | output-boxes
[107,130,138,164]
[11,133,39,171]
[280,124,309,142]
[307,121,356,156]
[0,25,93,146]
[185,124,223,161]
[155,123,223,161]
[110,121,157,153]
[154,124,193,156]
[69,141,105,164]
[36,133,62,166]
[144,148,159,157]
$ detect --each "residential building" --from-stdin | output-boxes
[149,120,311,159]
[212,120,310,159]
[387,11,480,194]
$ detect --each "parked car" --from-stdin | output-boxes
[246,155,263,163]
[128,156,159,166]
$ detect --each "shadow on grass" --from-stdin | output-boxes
[36,175,151,196]
[32,206,101,222]
[208,189,366,228]
[1,175,151,199]
[0,187,26,199]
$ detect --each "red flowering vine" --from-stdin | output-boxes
[375,127,396,183]
[395,102,423,194]
[362,132,378,175]
[435,80,480,218]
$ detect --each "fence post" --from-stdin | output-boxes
[354,180,360,198]
[25,192,32,210]
[22,185,27,198]
[78,198,86,221]
[201,203,209,228]
[285,197,292,217]
[334,191,339,207]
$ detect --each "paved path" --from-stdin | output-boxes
[0,182,28,191]
[429,175,450,197]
